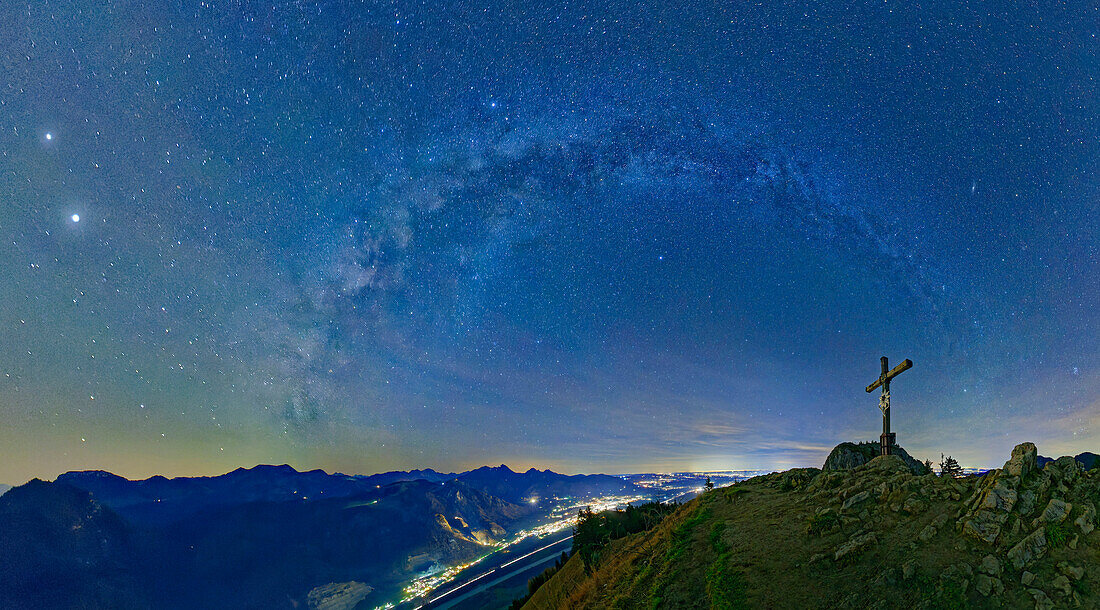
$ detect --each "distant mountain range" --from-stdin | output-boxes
[1037,451,1100,471]
[454,465,643,504]
[55,464,453,525]
[0,464,646,609]
[54,463,638,526]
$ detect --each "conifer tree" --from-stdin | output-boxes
[939,453,963,478]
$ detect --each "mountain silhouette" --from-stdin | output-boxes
[3,464,645,608]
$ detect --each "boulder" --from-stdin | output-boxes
[841,490,872,512]
[974,574,1004,597]
[1003,442,1038,479]
[1051,574,1072,597]
[979,479,1018,513]
[1074,503,1095,535]
[979,554,1001,577]
[1038,498,1071,524]
[901,496,926,514]
[918,522,938,542]
[961,511,1002,544]
[860,455,913,477]
[1007,527,1048,570]
[1046,455,1082,484]
[834,531,877,561]
[1058,562,1084,581]
[1016,489,1037,517]
[1028,588,1054,610]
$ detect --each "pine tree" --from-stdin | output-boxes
[939,453,963,478]
[704,476,714,491]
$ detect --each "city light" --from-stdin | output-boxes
[396,492,650,605]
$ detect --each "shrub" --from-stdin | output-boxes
[573,501,678,572]
[1046,521,1068,547]
[806,511,840,536]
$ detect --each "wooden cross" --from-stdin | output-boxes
[865,356,912,456]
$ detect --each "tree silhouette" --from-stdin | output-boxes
[940,453,963,478]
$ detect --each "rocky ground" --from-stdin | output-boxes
[524,442,1100,609]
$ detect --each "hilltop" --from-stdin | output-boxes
[523,443,1100,609]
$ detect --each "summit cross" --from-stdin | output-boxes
[865,356,912,456]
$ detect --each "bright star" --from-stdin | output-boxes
[70,214,80,223]
[45,132,53,141]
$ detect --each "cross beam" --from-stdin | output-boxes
[865,358,912,393]
[865,356,912,456]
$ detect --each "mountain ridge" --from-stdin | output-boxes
[523,442,1100,609]
[56,462,641,525]
[3,463,648,608]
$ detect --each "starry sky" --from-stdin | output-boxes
[1,0,1096,483]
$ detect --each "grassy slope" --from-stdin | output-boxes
[526,455,1100,609]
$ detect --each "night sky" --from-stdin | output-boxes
[1,1,1096,483]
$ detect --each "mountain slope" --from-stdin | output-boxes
[148,479,527,608]
[0,480,146,609]
[0,477,527,609]
[526,443,1100,609]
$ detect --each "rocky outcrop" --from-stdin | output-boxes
[1003,442,1038,478]
[822,442,931,476]
[1037,498,1071,525]
[1007,527,1048,569]
[958,442,1045,546]
[307,582,373,610]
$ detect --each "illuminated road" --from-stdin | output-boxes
[413,535,573,610]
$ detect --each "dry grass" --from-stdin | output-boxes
[525,460,1100,609]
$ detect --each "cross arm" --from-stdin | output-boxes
[865,359,913,393]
